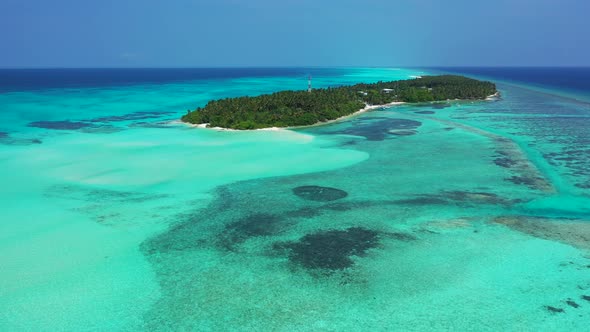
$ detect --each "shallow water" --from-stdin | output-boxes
[1,68,590,331]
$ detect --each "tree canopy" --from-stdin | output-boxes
[181,75,496,129]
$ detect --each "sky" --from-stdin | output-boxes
[1,0,589,68]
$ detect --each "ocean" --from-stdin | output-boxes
[1,67,589,330]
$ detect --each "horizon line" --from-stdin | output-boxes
[1,65,590,70]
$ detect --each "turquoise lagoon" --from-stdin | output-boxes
[1,68,589,331]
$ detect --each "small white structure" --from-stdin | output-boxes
[382,88,394,93]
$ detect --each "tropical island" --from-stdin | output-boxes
[181,75,497,129]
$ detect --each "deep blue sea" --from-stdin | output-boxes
[0,68,359,92]
[2,67,590,95]
[435,67,590,101]
[1,67,590,331]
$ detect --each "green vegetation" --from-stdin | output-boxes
[181,75,496,129]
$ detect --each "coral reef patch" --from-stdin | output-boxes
[273,227,381,271]
[292,185,348,202]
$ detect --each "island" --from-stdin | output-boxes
[181,75,497,130]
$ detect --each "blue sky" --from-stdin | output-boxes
[1,0,589,67]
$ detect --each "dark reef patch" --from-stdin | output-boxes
[394,197,449,205]
[0,138,42,145]
[87,111,175,123]
[413,103,450,110]
[0,132,42,145]
[396,191,520,207]
[385,232,417,241]
[334,118,422,141]
[80,126,124,134]
[274,227,380,271]
[582,295,590,302]
[28,120,92,130]
[356,116,392,121]
[444,191,513,205]
[545,306,565,314]
[494,157,517,168]
[389,130,417,136]
[27,113,175,132]
[219,213,285,249]
[285,207,322,218]
[575,182,590,189]
[505,175,544,188]
[414,111,435,115]
[130,121,174,129]
[566,300,580,308]
[431,103,451,109]
[293,185,348,202]
[340,140,358,146]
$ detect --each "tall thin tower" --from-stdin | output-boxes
[308,75,312,93]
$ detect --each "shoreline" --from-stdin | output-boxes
[486,91,501,101]
[181,94,498,132]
